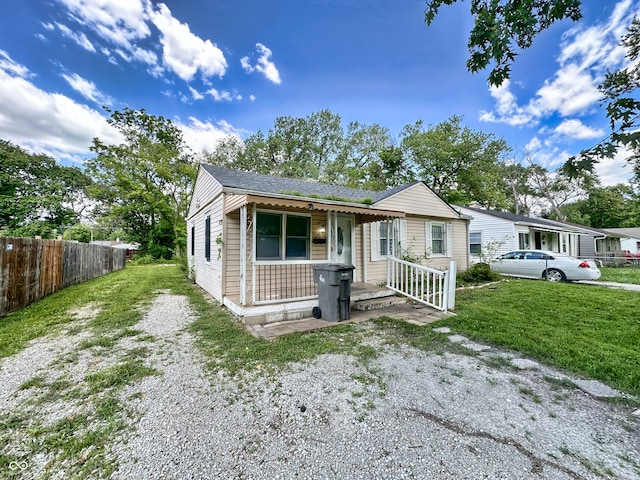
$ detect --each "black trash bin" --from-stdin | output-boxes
[312,263,355,322]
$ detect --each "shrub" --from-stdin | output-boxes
[457,262,501,286]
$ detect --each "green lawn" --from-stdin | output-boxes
[1,265,638,398]
[598,266,640,284]
[442,280,640,396]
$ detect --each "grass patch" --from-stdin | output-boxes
[0,265,187,359]
[599,266,640,284]
[438,280,640,396]
[86,359,158,394]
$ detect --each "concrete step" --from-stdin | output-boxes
[352,296,407,311]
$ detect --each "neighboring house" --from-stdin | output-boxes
[186,165,469,324]
[603,228,640,254]
[90,240,139,259]
[456,206,591,261]
[544,222,624,260]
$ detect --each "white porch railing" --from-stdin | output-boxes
[386,257,456,312]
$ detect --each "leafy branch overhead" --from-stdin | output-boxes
[425,1,640,178]
[424,0,582,87]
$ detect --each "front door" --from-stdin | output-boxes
[335,216,354,265]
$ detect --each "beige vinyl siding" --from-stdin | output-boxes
[225,207,328,304]
[224,210,242,299]
[354,224,363,282]
[364,215,468,284]
[187,167,223,219]
[375,183,458,219]
[190,195,224,302]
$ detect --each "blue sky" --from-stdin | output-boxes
[0,0,638,186]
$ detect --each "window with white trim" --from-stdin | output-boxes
[256,211,310,260]
[425,221,451,257]
[518,232,530,249]
[204,215,211,262]
[469,232,482,255]
[190,224,195,256]
[370,219,407,261]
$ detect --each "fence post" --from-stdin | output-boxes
[447,261,457,311]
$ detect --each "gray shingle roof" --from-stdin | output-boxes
[463,206,577,229]
[201,164,418,204]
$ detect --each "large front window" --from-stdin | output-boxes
[256,212,310,260]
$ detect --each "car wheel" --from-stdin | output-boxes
[544,268,565,282]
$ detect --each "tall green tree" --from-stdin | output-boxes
[86,108,197,258]
[559,184,639,228]
[400,115,510,206]
[0,140,91,237]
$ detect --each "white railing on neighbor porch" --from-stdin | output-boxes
[386,257,457,312]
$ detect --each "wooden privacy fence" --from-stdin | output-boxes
[0,237,127,317]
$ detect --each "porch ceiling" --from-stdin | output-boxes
[224,193,404,223]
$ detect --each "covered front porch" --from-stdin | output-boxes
[223,281,398,325]
[222,193,404,324]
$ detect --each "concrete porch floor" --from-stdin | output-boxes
[245,301,454,339]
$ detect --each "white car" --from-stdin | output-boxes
[491,250,601,282]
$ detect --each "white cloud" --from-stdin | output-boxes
[149,3,227,82]
[553,119,604,140]
[57,0,151,48]
[479,80,537,127]
[62,72,113,106]
[480,1,639,126]
[533,64,602,117]
[241,43,281,84]
[56,22,96,52]
[175,117,244,154]
[0,52,121,162]
[0,50,33,78]
[206,88,232,102]
[594,145,634,186]
[525,136,542,152]
[189,86,204,100]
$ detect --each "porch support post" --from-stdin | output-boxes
[362,223,368,283]
[240,204,247,306]
[386,216,391,285]
[326,210,331,260]
[447,260,457,311]
[252,203,257,304]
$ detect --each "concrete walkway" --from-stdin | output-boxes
[576,280,640,291]
[246,302,453,339]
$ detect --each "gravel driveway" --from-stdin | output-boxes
[2,292,639,479]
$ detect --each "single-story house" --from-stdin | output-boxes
[456,205,592,261]
[543,221,624,260]
[603,228,640,254]
[186,165,469,324]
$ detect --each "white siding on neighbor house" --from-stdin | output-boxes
[621,237,640,254]
[375,183,459,219]
[187,167,223,219]
[188,194,224,302]
[459,208,516,261]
